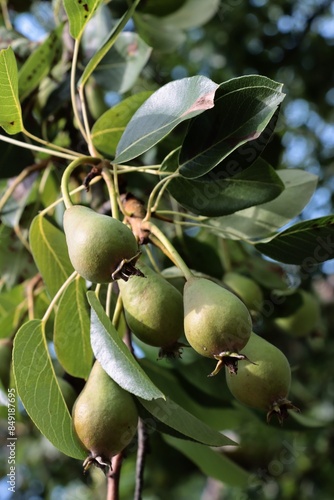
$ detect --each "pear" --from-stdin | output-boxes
[118,261,184,356]
[63,205,141,283]
[72,361,138,471]
[273,289,321,338]
[183,277,252,375]
[223,272,264,314]
[225,332,299,423]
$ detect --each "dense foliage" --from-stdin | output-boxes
[1,1,334,499]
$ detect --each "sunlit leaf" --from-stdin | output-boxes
[0,47,23,134]
[114,75,219,164]
[87,291,164,400]
[179,80,285,178]
[18,24,64,101]
[54,277,92,379]
[91,91,152,156]
[13,320,85,459]
[63,0,104,40]
[29,215,73,298]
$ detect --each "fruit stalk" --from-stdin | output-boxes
[60,156,102,209]
[147,222,193,281]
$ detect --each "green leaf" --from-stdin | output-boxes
[90,32,151,93]
[140,358,238,431]
[134,12,186,53]
[54,277,92,379]
[87,291,164,400]
[0,224,36,288]
[0,131,34,178]
[207,169,318,241]
[162,0,220,29]
[79,0,142,87]
[29,215,74,298]
[138,396,233,447]
[0,47,23,134]
[13,320,85,459]
[18,24,64,101]
[164,436,250,488]
[163,151,284,216]
[63,0,104,40]
[179,80,285,179]
[138,0,187,17]
[114,75,219,164]
[255,216,334,265]
[91,91,153,156]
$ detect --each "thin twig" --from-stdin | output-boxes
[134,418,150,500]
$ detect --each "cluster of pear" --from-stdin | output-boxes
[63,206,301,469]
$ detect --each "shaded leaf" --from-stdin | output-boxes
[79,0,142,87]
[29,215,74,298]
[91,32,151,94]
[179,80,285,179]
[163,151,284,216]
[91,91,153,157]
[0,224,36,289]
[138,396,234,447]
[54,277,92,379]
[162,0,220,29]
[87,291,164,400]
[13,320,85,459]
[256,216,334,265]
[0,47,23,134]
[63,0,104,40]
[207,169,318,241]
[134,12,186,53]
[18,24,64,101]
[114,75,219,164]
[0,131,34,178]
[164,435,250,488]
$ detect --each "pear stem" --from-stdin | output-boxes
[147,222,193,280]
[101,165,119,220]
[60,156,102,209]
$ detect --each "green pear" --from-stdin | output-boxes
[118,261,184,356]
[72,361,138,471]
[223,272,264,313]
[273,289,321,338]
[63,205,141,283]
[225,332,298,423]
[183,277,252,375]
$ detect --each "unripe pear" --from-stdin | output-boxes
[63,205,141,283]
[183,277,252,375]
[118,261,184,356]
[72,361,138,471]
[273,289,320,338]
[225,332,299,423]
[223,272,264,313]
